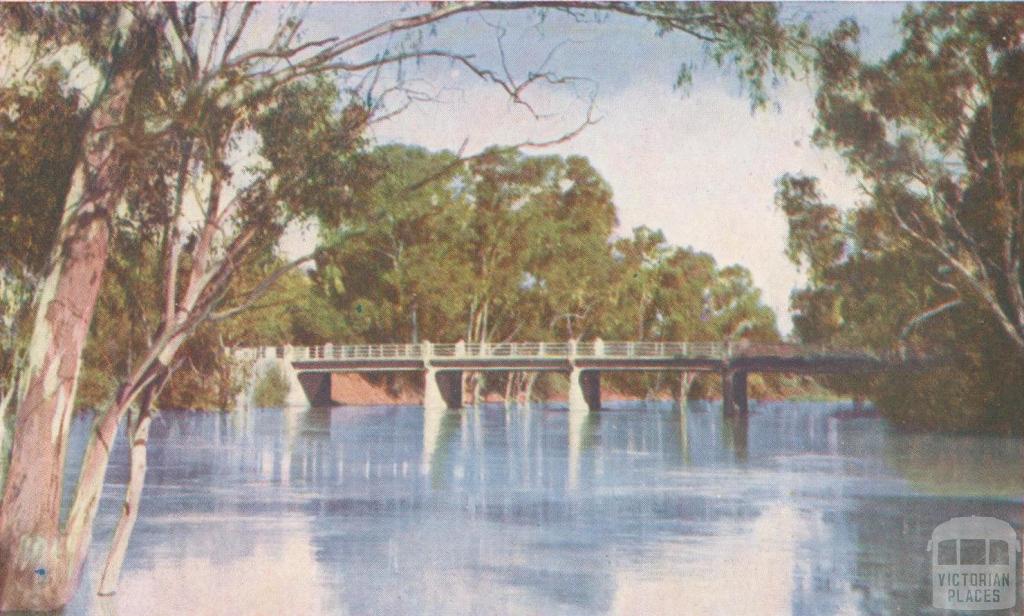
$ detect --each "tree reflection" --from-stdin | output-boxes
[722,411,749,463]
[883,431,1024,497]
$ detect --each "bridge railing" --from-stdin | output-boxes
[301,343,424,360]
[733,342,882,359]
[592,341,727,358]
[429,342,575,357]
[232,346,286,360]
[232,340,882,362]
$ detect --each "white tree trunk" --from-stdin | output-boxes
[0,30,146,608]
[677,372,695,404]
[97,408,152,596]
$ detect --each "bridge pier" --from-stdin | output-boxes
[568,368,601,413]
[424,368,463,410]
[295,372,334,407]
[721,369,748,415]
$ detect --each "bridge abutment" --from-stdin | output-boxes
[424,368,463,410]
[721,369,748,415]
[569,368,601,413]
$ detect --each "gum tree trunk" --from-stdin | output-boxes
[97,393,155,596]
[0,197,115,608]
[676,372,695,404]
[0,30,147,611]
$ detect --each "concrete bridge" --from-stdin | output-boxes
[236,340,898,414]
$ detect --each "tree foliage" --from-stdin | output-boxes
[319,145,782,400]
[779,5,1024,433]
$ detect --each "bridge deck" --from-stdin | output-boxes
[238,341,891,374]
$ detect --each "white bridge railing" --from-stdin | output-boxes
[234,341,877,362]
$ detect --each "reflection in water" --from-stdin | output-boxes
[883,430,1024,498]
[421,405,461,487]
[722,411,749,463]
[609,504,804,615]
[567,409,599,491]
[60,401,1022,615]
[677,403,691,465]
[87,529,343,616]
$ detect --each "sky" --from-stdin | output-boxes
[289,2,909,335]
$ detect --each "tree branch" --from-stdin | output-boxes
[899,298,962,342]
[208,252,317,323]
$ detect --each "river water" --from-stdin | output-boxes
[60,401,1022,615]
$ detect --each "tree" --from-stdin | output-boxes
[778,4,1024,431]
[0,6,168,609]
[603,227,779,398]
[81,69,373,599]
[317,146,620,401]
[314,144,467,344]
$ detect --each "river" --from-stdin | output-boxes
[60,401,1023,615]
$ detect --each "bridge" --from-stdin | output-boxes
[235,340,897,414]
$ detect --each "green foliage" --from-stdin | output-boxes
[251,78,375,230]
[0,67,83,274]
[779,5,1024,433]
[76,251,348,411]
[0,66,85,394]
[157,327,244,411]
[59,67,363,412]
[0,3,810,413]
[251,365,291,409]
[318,144,783,400]
[636,2,810,109]
[602,226,779,397]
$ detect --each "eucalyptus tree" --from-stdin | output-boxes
[0,68,85,417]
[777,4,1024,431]
[0,4,495,608]
[0,2,808,609]
[0,6,173,609]
[454,151,619,400]
[516,153,619,343]
[603,226,778,345]
[319,146,620,401]
[605,227,778,398]
[607,226,668,341]
[798,5,1024,350]
[315,144,472,344]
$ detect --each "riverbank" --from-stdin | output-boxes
[317,373,843,407]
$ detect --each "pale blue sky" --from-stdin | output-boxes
[289,2,909,334]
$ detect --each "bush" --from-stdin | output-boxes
[252,364,291,408]
[873,352,1024,436]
